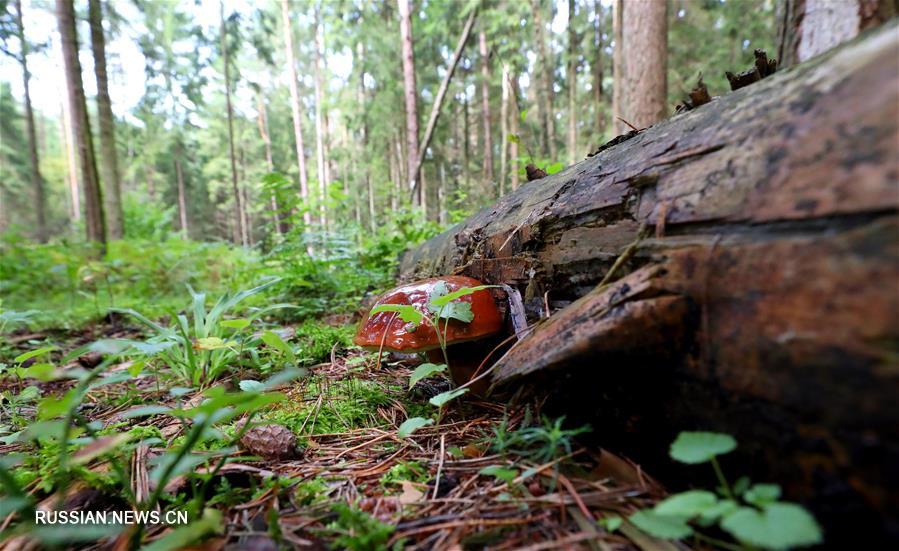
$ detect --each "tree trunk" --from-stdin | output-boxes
[614,0,667,133]
[255,90,282,234]
[15,0,48,243]
[478,27,494,192]
[777,0,897,67]
[408,8,477,203]
[174,154,188,238]
[313,5,329,230]
[399,25,899,544]
[60,98,80,221]
[280,0,311,227]
[220,1,245,246]
[530,0,555,159]
[88,0,123,240]
[397,0,421,207]
[499,63,510,197]
[566,0,578,165]
[592,0,605,143]
[56,0,106,248]
[508,72,520,191]
[611,0,622,135]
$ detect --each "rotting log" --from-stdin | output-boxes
[399,24,899,546]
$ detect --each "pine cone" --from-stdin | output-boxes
[240,424,302,460]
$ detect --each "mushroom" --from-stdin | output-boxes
[354,276,505,395]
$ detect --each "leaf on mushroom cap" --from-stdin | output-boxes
[353,276,504,353]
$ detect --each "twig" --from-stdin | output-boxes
[432,435,446,500]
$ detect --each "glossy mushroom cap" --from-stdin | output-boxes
[354,276,503,353]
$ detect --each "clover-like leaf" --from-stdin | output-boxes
[744,483,782,506]
[654,490,718,518]
[408,363,447,388]
[397,417,433,438]
[629,510,693,539]
[721,503,823,550]
[669,431,737,464]
[429,388,469,407]
[370,304,423,326]
[479,465,518,483]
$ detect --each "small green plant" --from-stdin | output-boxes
[629,431,823,550]
[326,503,397,551]
[489,414,591,463]
[117,279,286,386]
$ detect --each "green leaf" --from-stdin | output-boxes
[14,346,56,364]
[629,510,693,540]
[597,515,623,533]
[669,431,737,464]
[437,301,473,323]
[142,508,223,551]
[479,465,518,483]
[408,363,447,388]
[698,498,739,524]
[721,503,823,550]
[20,363,57,381]
[654,490,718,518]
[239,380,265,392]
[733,475,751,496]
[520,109,528,122]
[71,433,132,466]
[397,417,433,438]
[545,161,563,175]
[507,133,520,144]
[127,359,146,377]
[429,285,494,307]
[261,330,295,361]
[220,318,251,330]
[121,405,172,419]
[744,483,782,506]
[429,388,468,407]
[370,304,423,326]
[194,337,232,350]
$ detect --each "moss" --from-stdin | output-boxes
[261,377,395,435]
[293,321,355,364]
[380,461,429,489]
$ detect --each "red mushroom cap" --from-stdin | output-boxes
[354,276,503,353]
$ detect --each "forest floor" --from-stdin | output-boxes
[0,312,671,550]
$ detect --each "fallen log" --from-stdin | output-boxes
[399,24,899,546]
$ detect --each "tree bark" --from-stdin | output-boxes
[280,0,311,227]
[88,0,123,240]
[313,5,329,229]
[566,0,577,165]
[399,25,899,542]
[14,0,48,243]
[777,0,897,67]
[397,0,421,207]
[478,26,494,192]
[174,154,188,238]
[56,0,106,248]
[59,99,80,220]
[614,0,667,133]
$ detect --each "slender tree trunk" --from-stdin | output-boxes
[462,91,471,192]
[531,0,556,159]
[313,5,329,230]
[438,161,447,224]
[611,0,622,134]
[15,0,47,242]
[592,0,605,142]
[220,1,245,246]
[500,63,510,197]
[280,0,311,227]
[88,0,123,240]
[60,99,80,221]
[397,0,421,207]
[478,27,494,192]
[566,0,578,165]
[56,0,106,248]
[356,41,376,233]
[174,154,188,238]
[146,166,156,201]
[508,70,521,191]
[615,0,667,132]
[255,90,282,234]
[408,8,477,202]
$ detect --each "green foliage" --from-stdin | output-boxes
[380,460,429,487]
[408,362,446,388]
[397,417,433,438]
[489,415,591,463]
[326,503,396,551]
[629,431,823,550]
[117,279,283,386]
